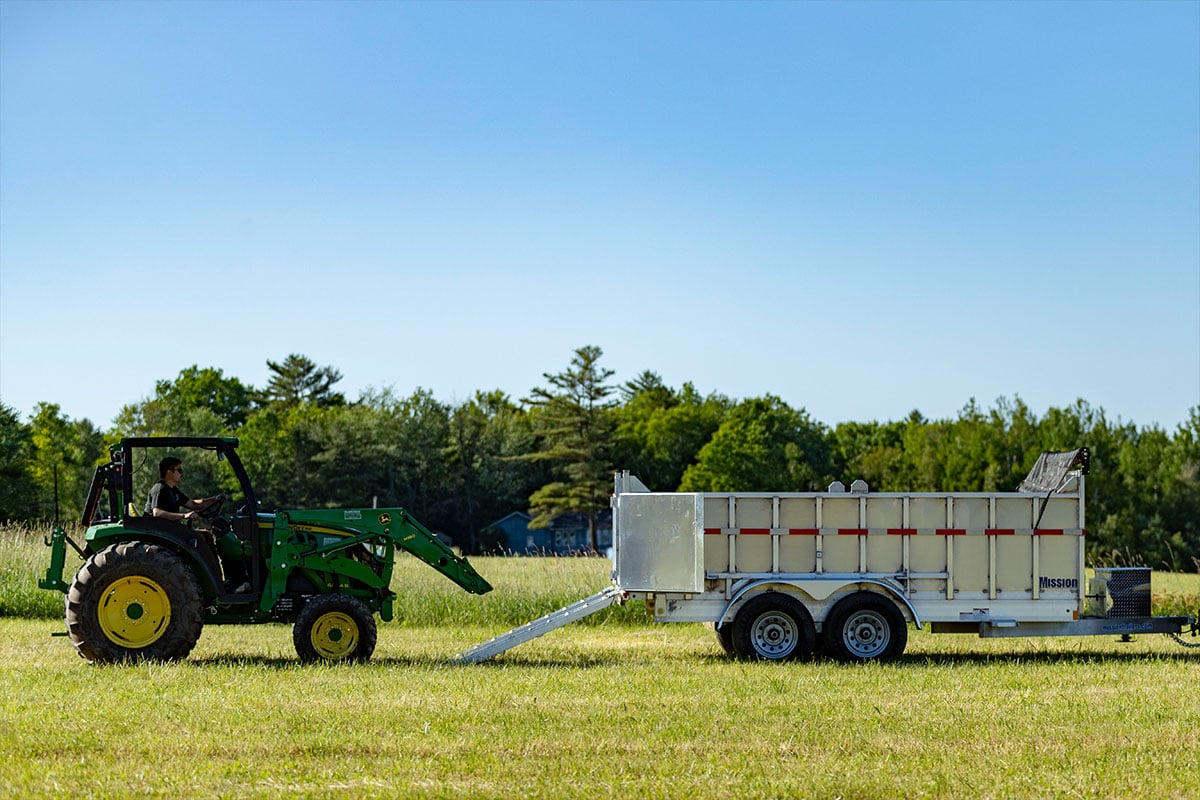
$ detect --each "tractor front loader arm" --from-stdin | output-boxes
[383,508,493,595]
[273,507,493,597]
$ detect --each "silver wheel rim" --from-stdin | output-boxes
[842,610,889,659]
[751,611,798,658]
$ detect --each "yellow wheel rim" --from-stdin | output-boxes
[98,576,171,648]
[310,612,359,660]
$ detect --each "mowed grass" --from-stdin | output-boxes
[2,523,1200,798]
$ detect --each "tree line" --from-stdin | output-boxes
[2,347,1197,570]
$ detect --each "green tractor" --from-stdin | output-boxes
[40,436,492,664]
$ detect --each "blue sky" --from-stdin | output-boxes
[2,0,1197,432]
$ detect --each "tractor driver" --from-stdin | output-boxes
[146,457,250,593]
[145,457,222,523]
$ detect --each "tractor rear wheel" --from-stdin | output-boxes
[293,593,377,663]
[66,542,204,663]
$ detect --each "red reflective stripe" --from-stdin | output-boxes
[937,529,966,536]
[887,528,917,536]
[839,528,868,536]
[739,528,771,535]
[703,528,723,535]
[1034,529,1065,535]
[788,528,820,535]
[987,529,1016,535]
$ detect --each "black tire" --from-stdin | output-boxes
[293,594,377,663]
[731,593,816,661]
[822,592,908,663]
[709,621,736,656]
[65,541,204,664]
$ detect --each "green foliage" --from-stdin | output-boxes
[0,402,37,521]
[260,353,345,408]
[26,403,105,522]
[613,376,731,491]
[113,365,252,435]
[445,391,543,553]
[680,395,832,491]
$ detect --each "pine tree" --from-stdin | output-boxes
[262,354,345,408]
[521,345,616,552]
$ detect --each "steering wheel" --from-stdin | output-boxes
[197,493,226,519]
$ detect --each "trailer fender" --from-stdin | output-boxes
[716,578,922,631]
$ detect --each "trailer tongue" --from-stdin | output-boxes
[457,449,1198,663]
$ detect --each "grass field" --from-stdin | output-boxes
[3,524,1199,798]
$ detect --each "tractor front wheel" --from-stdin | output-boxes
[293,594,377,663]
[66,542,204,663]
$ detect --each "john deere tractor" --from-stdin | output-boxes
[40,436,492,664]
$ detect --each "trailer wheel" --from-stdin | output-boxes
[65,542,204,664]
[823,592,908,663]
[293,594,377,663]
[709,621,736,656]
[732,593,816,661]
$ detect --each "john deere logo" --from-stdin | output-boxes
[378,513,391,525]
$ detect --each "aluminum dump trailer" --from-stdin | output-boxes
[458,449,1198,663]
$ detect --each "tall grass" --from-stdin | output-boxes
[0,523,63,618]
[391,552,646,627]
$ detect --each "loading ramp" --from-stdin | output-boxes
[455,586,625,664]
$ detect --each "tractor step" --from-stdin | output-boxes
[455,586,625,664]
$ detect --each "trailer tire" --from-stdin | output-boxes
[66,542,204,664]
[710,621,736,656]
[293,593,377,663]
[823,592,907,663]
[732,593,816,661]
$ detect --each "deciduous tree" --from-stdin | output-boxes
[446,391,541,552]
[0,402,37,521]
[27,403,104,521]
[614,374,730,491]
[680,396,832,492]
[114,366,252,435]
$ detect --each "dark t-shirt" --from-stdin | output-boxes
[145,482,190,516]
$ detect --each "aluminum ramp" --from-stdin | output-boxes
[455,586,624,663]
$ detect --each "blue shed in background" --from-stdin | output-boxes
[485,510,612,555]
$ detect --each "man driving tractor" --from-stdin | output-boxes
[145,456,248,593]
[144,457,223,522]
